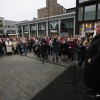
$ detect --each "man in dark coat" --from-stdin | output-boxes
[84,22,100,97]
[41,37,48,61]
[52,37,60,63]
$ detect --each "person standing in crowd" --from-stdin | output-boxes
[5,38,12,55]
[68,37,76,62]
[41,36,48,61]
[84,21,100,99]
[34,39,40,58]
[20,38,27,56]
[52,37,60,63]
[61,39,68,62]
[77,38,87,66]
[12,38,18,54]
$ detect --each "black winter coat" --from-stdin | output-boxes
[52,39,60,53]
[84,34,100,91]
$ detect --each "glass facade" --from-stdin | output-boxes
[78,7,83,21]
[61,18,74,36]
[18,26,22,36]
[38,22,46,36]
[97,4,100,19]
[49,20,59,36]
[84,5,96,20]
[30,24,37,36]
[23,25,29,37]
[17,16,75,37]
[23,25,29,33]
[49,20,59,30]
[7,30,16,34]
[30,24,36,31]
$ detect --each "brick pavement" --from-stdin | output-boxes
[0,53,70,100]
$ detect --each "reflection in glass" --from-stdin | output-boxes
[78,7,83,21]
[38,22,46,30]
[23,25,29,33]
[49,21,59,30]
[30,24,36,31]
[61,18,74,36]
[84,5,96,20]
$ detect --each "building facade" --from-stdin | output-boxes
[0,17,4,36]
[4,20,18,37]
[38,0,66,18]
[76,0,100,36]
[16,12,75,37]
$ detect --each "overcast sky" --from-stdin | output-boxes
[0,0,76,21]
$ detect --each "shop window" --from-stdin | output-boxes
[84,23,94,35]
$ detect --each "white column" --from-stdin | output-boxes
[59,19,61,35]
[73,17,75,36]
[28,24,30,37]
[21,25,24,37]
[16,26,18,38]
[36,23,38,36]
[46,21,48,36]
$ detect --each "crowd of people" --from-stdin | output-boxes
[0,34,92,66]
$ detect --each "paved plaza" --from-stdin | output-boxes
[0,53,70,100]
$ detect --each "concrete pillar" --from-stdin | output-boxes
[36,23,38,36]
[28,24,30,37]
[16,26,18,38]
[59,19,61,35]
[21,25,24,37]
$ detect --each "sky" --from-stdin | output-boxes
[0,0,76,21]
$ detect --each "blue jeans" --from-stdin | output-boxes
[52,51,59,62]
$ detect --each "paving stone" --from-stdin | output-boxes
[0,53,67,100]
